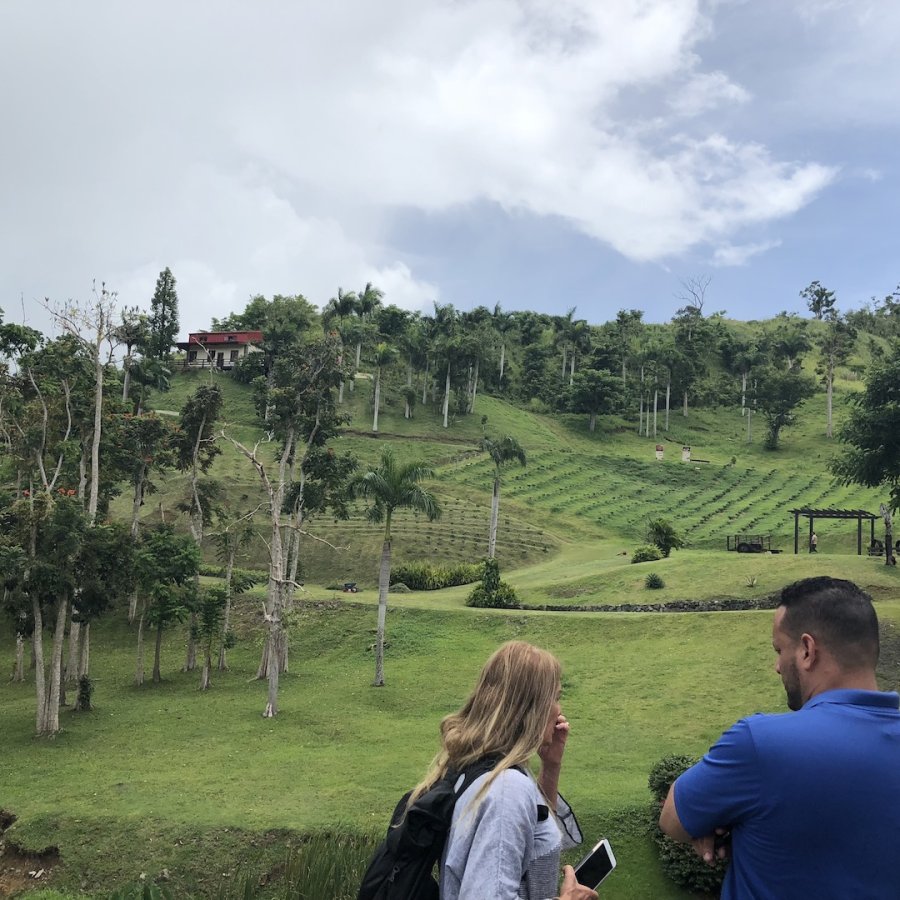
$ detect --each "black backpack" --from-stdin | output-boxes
[357,758,502,900]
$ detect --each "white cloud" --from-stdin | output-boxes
[711,240,782,267]
[0,0,871,332]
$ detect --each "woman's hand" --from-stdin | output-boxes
[558,864,598,899]
[539,713,569,806]
[539,713,570,769]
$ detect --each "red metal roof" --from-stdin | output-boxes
[179,331,263,347]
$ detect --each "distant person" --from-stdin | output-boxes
[413,641,595,899]
[809,530,818,552]
[659,576,900,899]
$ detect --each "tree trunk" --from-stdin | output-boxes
[65,616,81,684]
[442,364,451,428]
[638,394,644,436]
[826,357,834,438]
[569,352,575,387]
[200,650,211,691]
[422,358,429,405]
[338,379,344,404]
[32,596,47,734]
[653,389,658,438]
[683,390,688,417]
[79,623,90,678]
[665,379,671,431]
[488,477,501,559]
[372,369,381,432]
[122,351,132,402]
[468,358,479,414]
[42,596,68,736]
[560,346,567,379]
[153,622,164,683]
[218,547,236,672]
[741,371,747,416]
[373,537,391,687]
[499,343,506,385]
[589,411,597,432]
[88,353,104,525]
[135,603,146,686]
[14,632,25,682]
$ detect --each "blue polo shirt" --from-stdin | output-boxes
[674,689,900,900]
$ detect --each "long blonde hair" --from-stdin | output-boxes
[408,641,561,809]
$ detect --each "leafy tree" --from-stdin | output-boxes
[568,367,621,432]
[354,446,441,686]
[831,349,900,563]
[146,267,179,363]
[646,519,685,558]
[800,280,837,321]
[194,586,228,691]
[753,367,817,450]
[115,306,149,404]
[764,313,811,371]
[133,525,199,685]
[481,435,527,559]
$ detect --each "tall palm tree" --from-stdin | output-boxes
[371,342,397,433]
[354,447,441,686]
[351,283,384,389]
[482,435,526,558]
[322,288,357,403]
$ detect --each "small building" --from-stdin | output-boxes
[176,331,263,370]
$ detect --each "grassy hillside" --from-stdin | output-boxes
[133,356,887,588]
[6,348,898,897]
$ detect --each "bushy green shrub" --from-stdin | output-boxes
[631,545,662,564]
[648,755,727,894]
[466,558,519,608]
[390,561,482,591]
[645,572,665,590]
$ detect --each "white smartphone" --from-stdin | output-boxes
[574,838,617,889]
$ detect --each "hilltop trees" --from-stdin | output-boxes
[354,446,440,687]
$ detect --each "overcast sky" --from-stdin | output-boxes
[3,0,899,338]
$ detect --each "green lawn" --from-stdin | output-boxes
[4,590,900,897]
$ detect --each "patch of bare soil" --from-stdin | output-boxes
[0,811,59,898]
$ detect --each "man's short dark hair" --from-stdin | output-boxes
[779,577,879,670]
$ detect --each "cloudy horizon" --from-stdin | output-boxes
[3,0,898,338]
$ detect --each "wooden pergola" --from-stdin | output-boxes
[790,507,878,555]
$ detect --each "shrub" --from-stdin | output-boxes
[648,755,727,894]
[390,561,482,591]
[631,545,662,564]
[645,572,665,590]
[466,558,519,608]
[646,518,686,557]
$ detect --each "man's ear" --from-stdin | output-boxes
[798,632,818,670]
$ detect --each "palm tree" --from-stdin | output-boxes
[354,447,441,686]
[351,282,384,389]
[323,288,357,403]
[371,342,397,433]
[482,435,526,558]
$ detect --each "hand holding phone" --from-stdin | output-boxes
[574,838,616,889]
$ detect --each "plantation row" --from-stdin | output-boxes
[442,447,882,551]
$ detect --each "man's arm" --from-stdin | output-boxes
[660,781,729,866]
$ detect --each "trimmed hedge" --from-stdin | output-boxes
[631,545,662,564]
[647,755,727,894]
[389,561,483,591]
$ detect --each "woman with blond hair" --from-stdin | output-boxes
[408,640,596,900]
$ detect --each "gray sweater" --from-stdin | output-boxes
[439,767,583,900]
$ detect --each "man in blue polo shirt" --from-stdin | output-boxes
[659,576,900,899]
